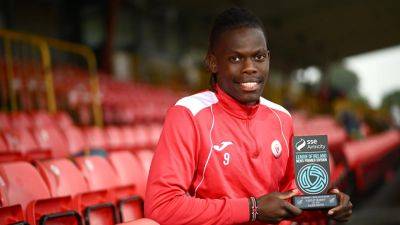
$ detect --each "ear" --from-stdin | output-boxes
[205,54,217,74]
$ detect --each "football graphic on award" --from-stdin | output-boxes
[292,135,338,209]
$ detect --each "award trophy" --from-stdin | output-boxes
[292,135,338,210]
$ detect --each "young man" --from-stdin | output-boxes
[145,7,352,224]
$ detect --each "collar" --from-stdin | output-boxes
[215,85,260,120]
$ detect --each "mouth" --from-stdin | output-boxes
[239,82,259,91]
[237,78,264,92]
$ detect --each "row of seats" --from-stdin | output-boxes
[0,111,162,162]
[342,130,400,192]
[51,68,183,124]
[0,150,151,224]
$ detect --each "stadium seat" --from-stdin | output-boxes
[0,112,11,130]
[135,149,154,180]
[132,125,150,149]
[74,156,120,223]
[343,130,400,191]
[74,156,120,191]
[0,132,23,162]
[108,151,146,221]
[82,127,107,151]
[104,126,124,151]
[120,126,137,150]
[30,111,56,128]
[0,161,81,225]
[36,158,117,225]
[108,151,147,197]
[31,127,70,158]
[147,123,162,148]
[53,111,74,128]
[75,155,143,222]
[2,128,51,160]
[0,205,27,225]
[60,126,87,155]
[35,158,89,197]
[9,112,33,129]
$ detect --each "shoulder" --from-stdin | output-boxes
[175,91,218,116]
[259,97,291,117]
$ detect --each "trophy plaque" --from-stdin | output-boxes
[292,135,338,210]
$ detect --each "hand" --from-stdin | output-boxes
[327,188,353,222]
[256,191,302,224]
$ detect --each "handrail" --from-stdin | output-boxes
[44,37,103,127]
[0,29,57,113]
[0,29,103,127]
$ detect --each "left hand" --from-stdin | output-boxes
[327,188,353,222]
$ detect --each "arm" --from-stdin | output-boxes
[144,106,249,225]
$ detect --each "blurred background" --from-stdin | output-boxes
[0,0,399,225]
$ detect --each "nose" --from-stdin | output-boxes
[242,58,257,75]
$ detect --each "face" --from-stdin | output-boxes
[209,27,270,105]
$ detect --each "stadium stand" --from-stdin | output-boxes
[1,29,398,224]
[0,161,81,225]
[75,155,143,223]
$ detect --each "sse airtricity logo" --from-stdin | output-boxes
[298,163,328,194]
[295,138,306,151]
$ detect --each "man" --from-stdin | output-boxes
[145,7,352,224]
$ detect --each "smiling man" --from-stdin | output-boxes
[145,7,352,224]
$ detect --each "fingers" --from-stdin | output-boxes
[327,189,353,222]
[277,190,297,200]
[283,201,302,216]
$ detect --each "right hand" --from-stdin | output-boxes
[256,191,302,224]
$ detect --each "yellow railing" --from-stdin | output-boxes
[0,29,56,113]
[44,37,103,127]
[0,29,103,127]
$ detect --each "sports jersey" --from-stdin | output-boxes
[145,85,301,224]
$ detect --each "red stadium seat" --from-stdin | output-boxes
[2,128,51,160]
[60,126,87,155]
[0,112,11,130]
[53,111,74,128]
[0,161,81,225]
[104,126,124,151]
[26,196,82,225]
[135,149,154,180]
[108,151,147,197]
[120,126,137,149]
[0,205,27,225]
[31,127,70,158]
[36,158,89,197]
[147,123,162,147]
[108,151,146,222]
[74,156,120,191]
[75,155,143,222]
[133,125,150,149]
[0,133,23,162]
[36,158,117,225]
[30,111,56,128]
[9,112,33,129]
[82,127,107,150]
[0,134,8,152]
[343,130,400,191]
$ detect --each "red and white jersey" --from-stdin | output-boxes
[145,85,296,224]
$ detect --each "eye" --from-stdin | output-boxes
[229,56,242,63]
[254,53,267,62]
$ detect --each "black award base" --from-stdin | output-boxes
[293,194,338,210]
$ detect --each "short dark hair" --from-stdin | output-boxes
[208,7,267,52]
[207,7,267,87]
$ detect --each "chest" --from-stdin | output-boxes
[193,110,290,195]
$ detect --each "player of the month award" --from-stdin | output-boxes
[292,135,338,210]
